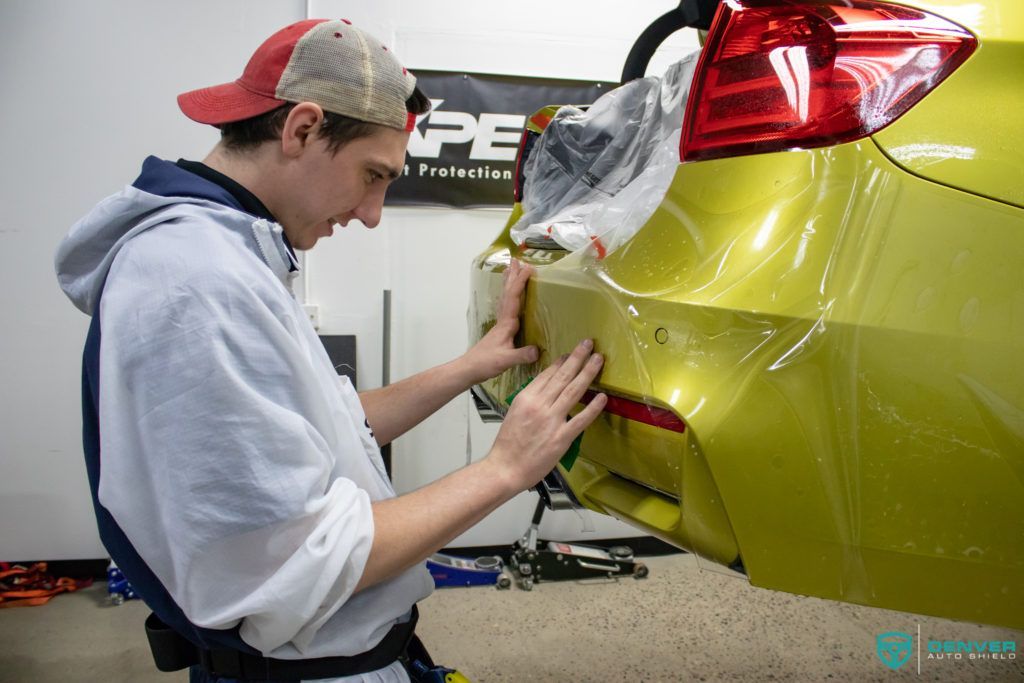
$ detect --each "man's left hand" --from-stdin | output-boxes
[461,258,539,385]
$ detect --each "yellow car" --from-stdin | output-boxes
[469,0,1023,629]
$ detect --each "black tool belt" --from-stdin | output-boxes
[145,605,419,681]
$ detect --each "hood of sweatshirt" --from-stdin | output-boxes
[55,156,296,315]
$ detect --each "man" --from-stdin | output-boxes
[54,18,607,683]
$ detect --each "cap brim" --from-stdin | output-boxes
[177,81,286,125]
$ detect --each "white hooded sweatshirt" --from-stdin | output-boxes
[54,159,434,681]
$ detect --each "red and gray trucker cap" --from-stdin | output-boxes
[178,19,419,132]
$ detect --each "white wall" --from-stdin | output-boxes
[0,0,306,560]
[2,0,698,560]
[311,0,699,80]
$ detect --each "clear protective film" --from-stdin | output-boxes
[469,50,1024,629]
[510,52,699,255]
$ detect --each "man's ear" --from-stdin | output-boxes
[280,102,325,158]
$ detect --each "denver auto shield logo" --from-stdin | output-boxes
[877,631,913,670]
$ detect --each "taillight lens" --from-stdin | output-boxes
[513,111,553,202]
[582,390,687,433]
[512,128,539,202]
[680,0,976,162]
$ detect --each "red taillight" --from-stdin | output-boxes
[512,128,531,203]
[582,390,686,433]
[680,0,976,162]
[513,112,552,202]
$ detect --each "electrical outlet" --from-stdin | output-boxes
[303,304,320,330]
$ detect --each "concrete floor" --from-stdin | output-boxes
[1,554,1021,682]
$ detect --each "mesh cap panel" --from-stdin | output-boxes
[276,20,417,130]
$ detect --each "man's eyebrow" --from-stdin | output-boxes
[368,161,401,180]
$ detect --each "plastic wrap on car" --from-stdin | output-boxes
[470,128,1024,629]
[509,52,700,255]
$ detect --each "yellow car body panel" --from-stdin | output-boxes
[470,139,1024,629]
[470,0,1023,630]
[874,1,1024,207]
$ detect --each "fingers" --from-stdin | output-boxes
[539,339,594,401]
[553,350,604,415]
[564,392,607,435]
[497,260,534,322]
[514,345,540,365]
[504,258,535,283]
[521,353,567,397]
[526,336,602,400]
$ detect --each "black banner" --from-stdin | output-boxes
[389,70,606,208]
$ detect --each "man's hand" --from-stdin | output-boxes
[460,259,540,386]
[357,338,607,593]
[487,339,607,490]
[360,259,540,446]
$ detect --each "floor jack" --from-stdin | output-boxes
[509,476,649,591]
[427,553,512,589]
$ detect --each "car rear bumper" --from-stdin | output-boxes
[470,139,1024,628]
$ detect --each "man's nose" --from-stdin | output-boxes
[353,194,384,229]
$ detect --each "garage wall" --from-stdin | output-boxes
[0,0,307,561]
[1,0,699,560]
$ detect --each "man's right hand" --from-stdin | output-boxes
[487,339,608,491]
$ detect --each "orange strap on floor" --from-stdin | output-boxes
[0,562,94,608]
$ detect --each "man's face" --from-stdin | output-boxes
[284,125,409,250]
